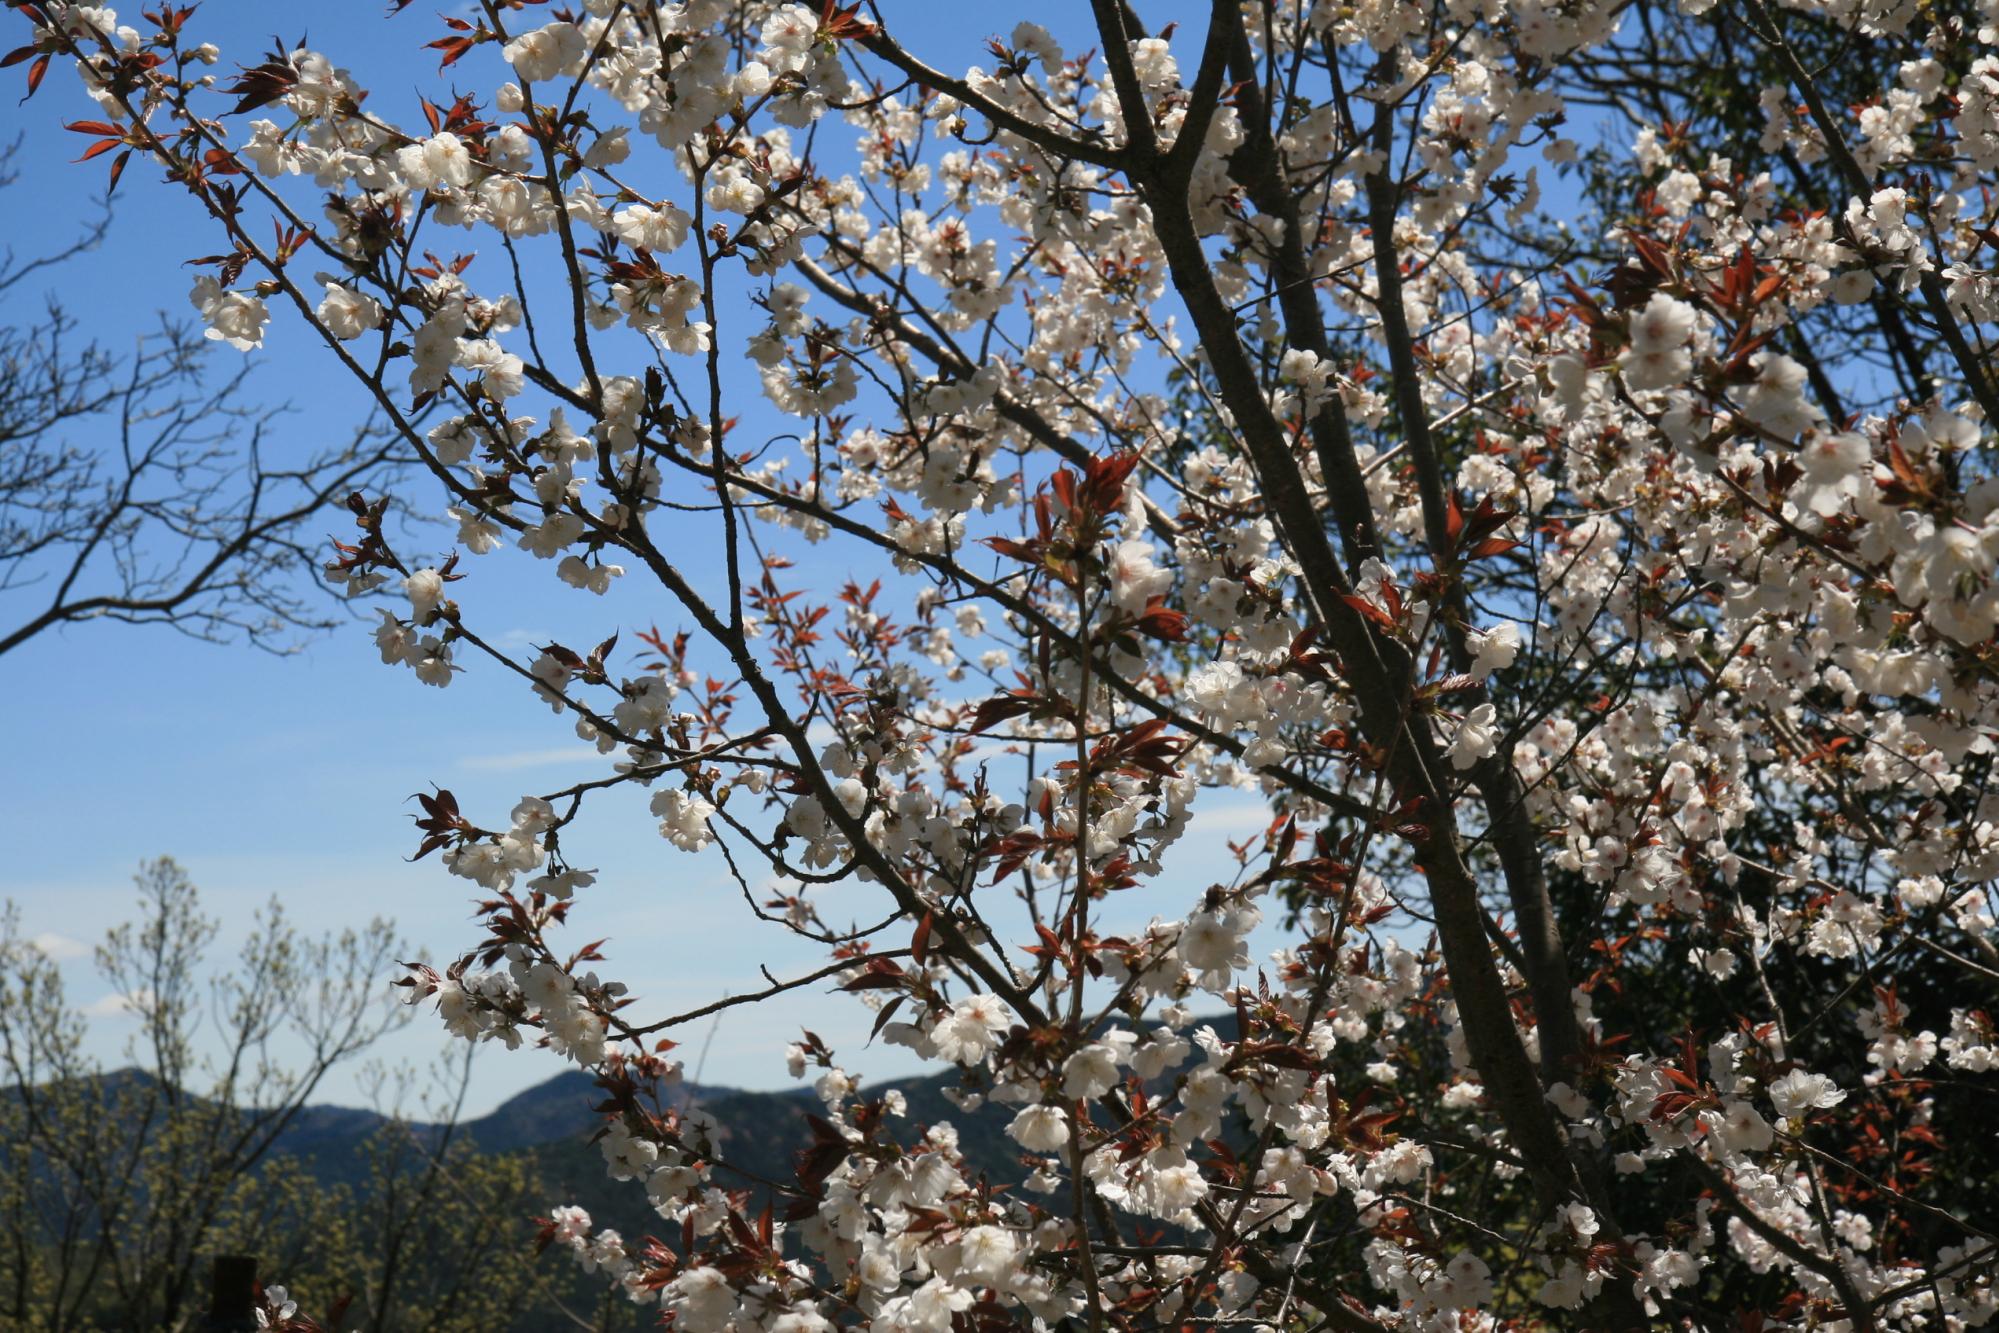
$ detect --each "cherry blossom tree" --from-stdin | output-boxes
[12,0,1999,1327]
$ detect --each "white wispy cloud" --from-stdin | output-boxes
[30,931,89,961]
[82,988,152,1019]
[456,746,599,772]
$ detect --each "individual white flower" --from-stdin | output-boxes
[1446,703,1499,770]
[448,505,503,554]
[503,20,586,84]
[522,960,573,1014]
[189,275,268,351]
[408,634,458,687]
[402,567,446,619]
[1444,1252,1494,1307]
[1714,1100,1774,1153]
[510,795,556,834]
[1546,352,1590,417]
[1693,947,1739,978]
[519,513,586,558]
[651,788,716,852]
[1128,35,1178,87]
[1830,269,1877,304]
[410,302,468,393]
[1110,540,1173,612]
[1279,346,1336,410]
[241,119,301,175]
[1546,1081,1591,1118]
[769,1305,832,1333]
[1061,1042,1121,1099]
[529,867,593,901]
[1738,352,1822,438]
[877,1277,973,1331]
[1174,910,1229,973]
[1468,621,1522,679]
[955,1225,1016,1283]
[758,4,819,72]
[374,610,415,664]
[547,1204,591,1247]
[457,338,524,400]
[1007,1104,1070,1152]
[1146,1160,1208,1218]
[1794,431,1870,516]
[664,1265,736,1333]
[421,131,476,188]
[1618,292,1695,391]
[613,202,690,254]
[735,60,773,98]
[1179,901,1258,980]
[582,126,630,169]
[931,993,1011,1065]
[1129,1028,1190,1080]
[1628,292,1697,351]
[1186,660,1259,723]
[1769,1069,1846,1119]
[318,282,383,340]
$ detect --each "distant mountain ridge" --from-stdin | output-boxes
[270,1069,748,1162]
[69,1011,1247,1240]
[256,1061,1019,1239]
[280,1007,1247,1168]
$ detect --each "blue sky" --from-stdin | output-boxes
[0,0,1273,1116]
